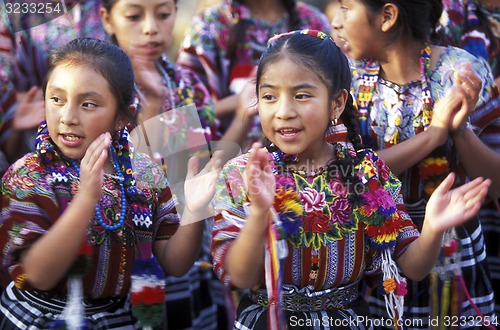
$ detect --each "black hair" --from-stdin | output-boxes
[256,30,365,189]
[227,0,302,71]
[361,0,443,43]
[43,38,136,126]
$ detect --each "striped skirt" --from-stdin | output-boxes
[366,200,496,329]
[0,282,139,329]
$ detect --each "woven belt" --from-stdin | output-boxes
[248,282,360,311]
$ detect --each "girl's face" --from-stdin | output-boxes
[331,0,383,60]
[100,0,176,60]
[45,63,121,160]
[258,56,344,162]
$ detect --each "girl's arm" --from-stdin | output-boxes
[452,128,500,198]
[21,133,111,290]
[376,125,447,175]
[396,173,491,281]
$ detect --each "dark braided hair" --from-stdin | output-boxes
[256,30,365,191]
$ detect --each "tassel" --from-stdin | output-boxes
[439,279,451,330]
[265,209,287,329]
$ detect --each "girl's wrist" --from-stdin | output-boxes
[451,123,474,138]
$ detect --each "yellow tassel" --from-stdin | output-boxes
[439,279,451,330]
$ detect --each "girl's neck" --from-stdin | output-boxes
[377,40,423,85]
[295,142,335,169]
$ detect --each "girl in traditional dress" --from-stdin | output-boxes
[211,29,491,329]
[0,37,220,329]
[332,0,500,327]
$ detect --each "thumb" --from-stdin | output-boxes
[432,172,456,197]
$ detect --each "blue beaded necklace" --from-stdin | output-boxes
[71,146,127,231]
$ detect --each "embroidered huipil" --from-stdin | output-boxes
[351,46,499,204]
[212,148,419,307]
[0,151,179,298]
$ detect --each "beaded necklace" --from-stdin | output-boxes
[71,146,127,231]
[356,44,449,198]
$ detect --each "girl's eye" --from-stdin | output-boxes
[296,93,311,100]
[50,97,63,105]
[125,15,141,21]
[262,94,276,101]
[158,13,171,20]
[82,102,98,108]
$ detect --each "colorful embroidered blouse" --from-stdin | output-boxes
[212,147,419,292]
[176,0,331,101]
[0,151,179,299]
[351,46,500,203]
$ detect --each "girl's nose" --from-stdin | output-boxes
[143,14,158,36]
[60,104,79,125]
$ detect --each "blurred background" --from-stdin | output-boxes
[169,0,335,59]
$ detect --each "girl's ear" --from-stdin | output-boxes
[331,89,348,122]
[114,118,125,132]
[380,3,398,33]
[99,7,115,35]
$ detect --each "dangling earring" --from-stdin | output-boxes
[325,117,346,144]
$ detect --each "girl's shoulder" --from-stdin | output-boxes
[432,45,491,75]
[355,148,394,183]
[1,152,50,195]
[3,152,44,179]
[220,152,250,173]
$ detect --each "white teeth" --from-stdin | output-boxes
[279,129,297,134]
[64,135,80,141]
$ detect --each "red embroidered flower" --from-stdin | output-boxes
[303,211,332,233]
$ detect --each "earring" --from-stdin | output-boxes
[325,118,346,144]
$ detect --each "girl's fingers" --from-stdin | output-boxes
[432,172,456,196]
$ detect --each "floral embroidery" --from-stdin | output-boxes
[300,187,326,212]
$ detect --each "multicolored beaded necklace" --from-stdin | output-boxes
[356,44,449,198]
